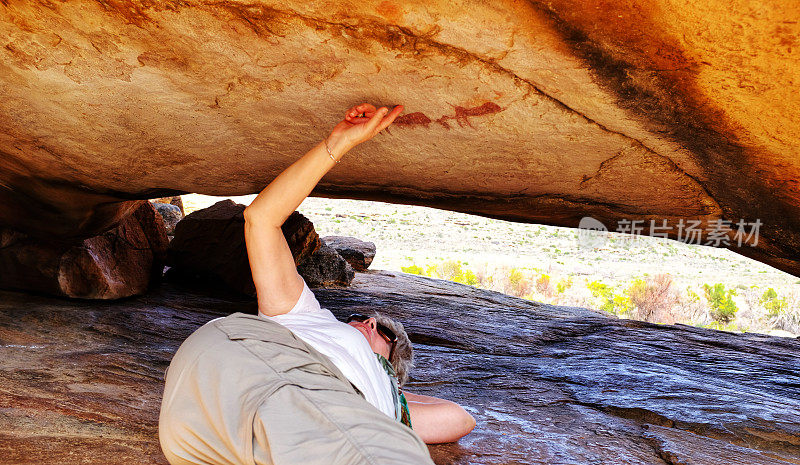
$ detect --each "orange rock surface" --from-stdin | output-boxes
[0,1,798,274]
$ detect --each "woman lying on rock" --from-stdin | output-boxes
[159,103,476,465]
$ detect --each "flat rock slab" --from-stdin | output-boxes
[1,270,799,464]
[1,1,799,276]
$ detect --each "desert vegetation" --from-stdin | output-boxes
[184,194,800,337]
[400,261,800,335]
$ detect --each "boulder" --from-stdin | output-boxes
[282,208,321,266]
[0,201,167,299]
[154,196,185,215]
[166,200,352,296]
[151,202,183,236]
[0,1,798,277]
[166,200,260,296]
[0,271,797,464]
[297,243,355,287]
[322,235,376,271]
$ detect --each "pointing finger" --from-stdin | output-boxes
[375,105,404,133]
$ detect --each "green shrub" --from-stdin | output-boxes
[444,261,479,286]
[613,294,633,315]
[587,281,631,316]
[556,276,573,294]
[587,281,610,301]
[401,265,426,276]
[506,268,533,297]
[425,264,439,277]
[625,278,649,316]
[760,288,788,317]
[535,274,550,294]
[700,321,740,332]
[413,260,481,287]
[439,260,461,278]
[460,269,479,286]
[703,283,738,324]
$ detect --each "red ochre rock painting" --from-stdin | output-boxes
[394,111,434,128]
[394,102,503,129]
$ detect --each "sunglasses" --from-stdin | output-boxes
[346,313,398,361]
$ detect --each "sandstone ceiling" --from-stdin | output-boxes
[1,1,799,275]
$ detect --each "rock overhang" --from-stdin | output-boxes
[0,0,798,275]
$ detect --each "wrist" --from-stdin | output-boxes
[324,135,352,162]
[322,138,339,164]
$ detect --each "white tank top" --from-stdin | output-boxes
[262,278,395,418]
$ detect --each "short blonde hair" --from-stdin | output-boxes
[373,312,414,387]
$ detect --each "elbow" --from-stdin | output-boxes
[461,410,477,437]
[243,207,280,228]
[242,206,265,224]
[436,406,476,444]
[242,206,254,223]
[467,412,477,432]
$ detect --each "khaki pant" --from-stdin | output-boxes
[159,312,434,465]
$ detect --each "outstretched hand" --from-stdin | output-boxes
[326,103,404,155]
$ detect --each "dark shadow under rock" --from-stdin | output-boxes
[0,270,798,464]
[166,200,353,295]
[166,199,259,296]
[0,201,167,299]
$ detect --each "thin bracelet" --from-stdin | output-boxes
[323,138,339,164]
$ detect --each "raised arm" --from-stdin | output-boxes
[403,391,476,444]
[243,103,404,316]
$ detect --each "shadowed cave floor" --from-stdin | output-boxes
[1,270,799,464]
